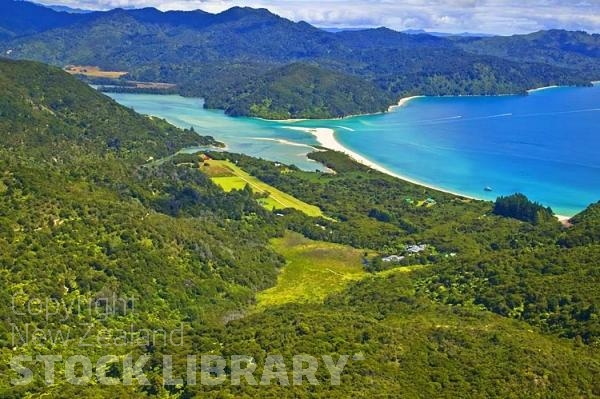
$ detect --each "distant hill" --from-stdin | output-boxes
[318,27,369,33]
[205,63,394,119]
[0,0,88,38]
[47,4,93,14]
[1,1,599,118]
[403,29,495,38]
[459,29,600,74]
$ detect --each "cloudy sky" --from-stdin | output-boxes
[31,0,600,35]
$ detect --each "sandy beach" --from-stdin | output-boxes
[527,85,560,93]
[388,95,425,111]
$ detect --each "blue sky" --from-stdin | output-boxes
[32,0,600,35]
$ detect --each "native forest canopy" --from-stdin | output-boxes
[1,1,600,118]
[1,58,600,397]
[2,0,600,397]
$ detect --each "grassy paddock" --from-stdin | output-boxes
[64,65,128,79]
[202,159,324,217]
[256,232,367,308]
[212,176,248,191]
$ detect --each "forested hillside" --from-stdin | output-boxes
[459,30,600,75]
[2,59,600,397]
[1,1,598,119]
[0,59,287,396]
[204,63,394,119]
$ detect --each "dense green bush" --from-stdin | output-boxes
[2,59,600,397]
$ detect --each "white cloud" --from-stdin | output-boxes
[31,0,600,34]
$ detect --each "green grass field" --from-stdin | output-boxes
[256,232,368,308]
[201,159,324,217]
[211,176,248,191]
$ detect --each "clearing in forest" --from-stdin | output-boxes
[201,159,324,217]
[256,232,367,308]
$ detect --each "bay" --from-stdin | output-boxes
[106,85,600,216]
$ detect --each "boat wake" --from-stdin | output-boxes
[478,113,513,119]
[420,115,463,123]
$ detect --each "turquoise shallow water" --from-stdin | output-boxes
[107,85,600,216]
[108,93,326,171]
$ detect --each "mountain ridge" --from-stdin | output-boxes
[2,1,599,119]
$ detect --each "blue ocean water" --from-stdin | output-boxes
[106,85,600,216]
